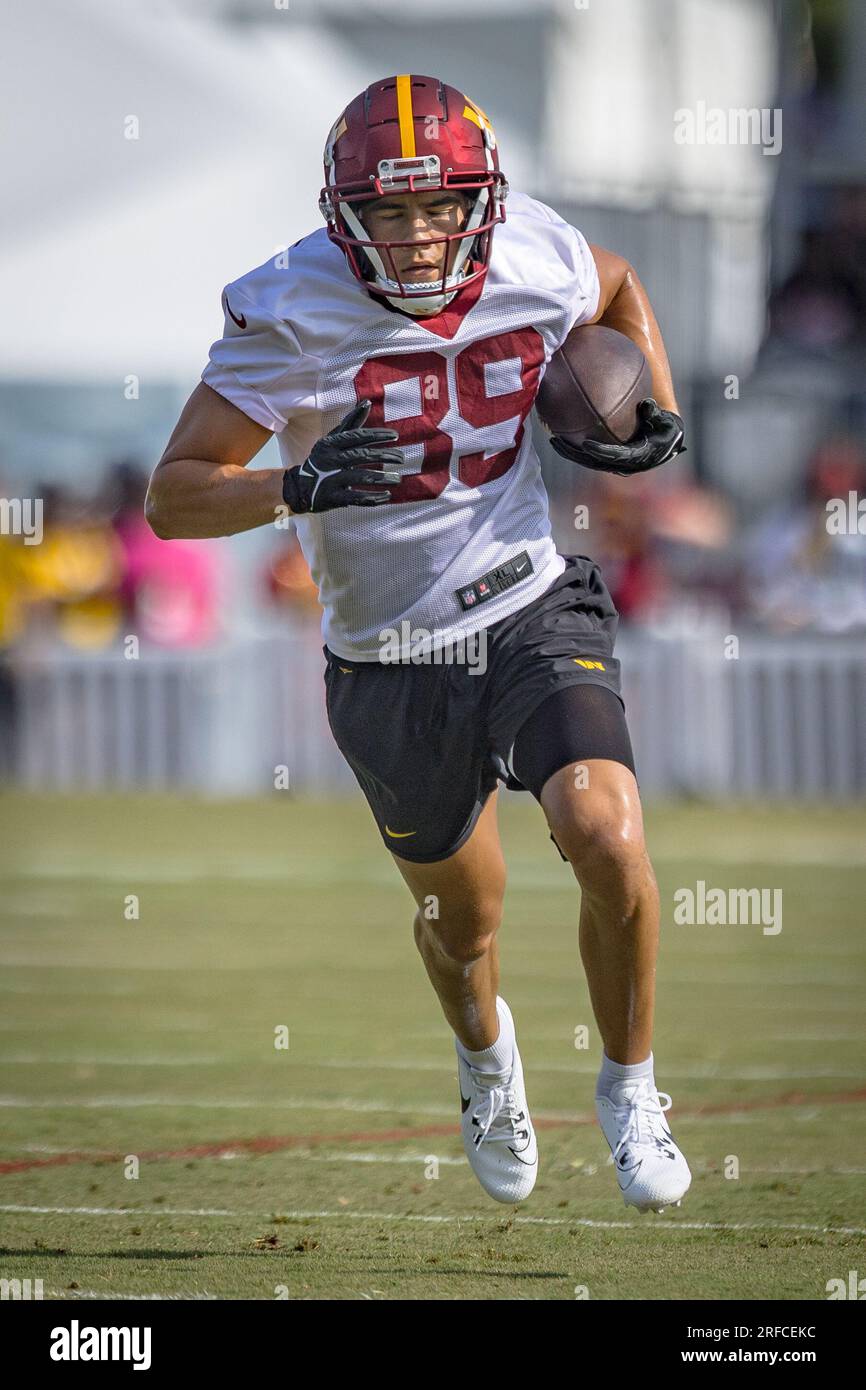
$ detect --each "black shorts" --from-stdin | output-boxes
[323,554,630,863]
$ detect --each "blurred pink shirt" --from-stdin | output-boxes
[116,515,222,648]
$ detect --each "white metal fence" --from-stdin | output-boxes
[6,625,866,799]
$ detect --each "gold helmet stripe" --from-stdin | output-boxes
[462,100,496,147]
[395,74,417,158]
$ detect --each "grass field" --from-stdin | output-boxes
[0,792,864,1301]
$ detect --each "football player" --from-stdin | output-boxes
[147,75,690,1213]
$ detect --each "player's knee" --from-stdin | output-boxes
[550,794,647,892]
[414,899,501,965]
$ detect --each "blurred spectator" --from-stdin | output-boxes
[647,481,737,612]
[742,435,866,632]
[587,476,669,622]
[767,227,863,354]
[19,483,124,649]
[0,518,28,652]
[0,475,28,776]
[104,460,224,649]
[263,529,321,618]
[766,186,866,361]
[556,470,735,626]
[1,462,225,653]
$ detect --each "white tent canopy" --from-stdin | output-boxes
[0,1,375,379]
[2,0,777,384]
[545,0,780,215]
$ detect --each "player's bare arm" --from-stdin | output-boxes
[145,383,281,539]
[547,245,686,476]
[147,388,402,539]
[589,244,679,413]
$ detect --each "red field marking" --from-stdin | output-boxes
[2,1086,864,1177]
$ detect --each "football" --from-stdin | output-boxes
[535,323,653,446]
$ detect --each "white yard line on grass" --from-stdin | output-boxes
[769,1033,866,1042]
[0,1055,226,1066]
[1,1055,862,1082]
[744,1165,866,1175]
[0,984,138,997]
[290,1060,866,1081]
[6,842,866,883]
[44,1290,220,1300]
[8,1146,864,1176]
[0,1094,457,1116]
[0,1094,855,1126]
[0,1091,859,1124]
[1,1204,864,1236]
[5,1144,466,1164]
[0,958,861,987]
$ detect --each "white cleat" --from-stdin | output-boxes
[455,999,538,1204]
[595,1077,691,1213]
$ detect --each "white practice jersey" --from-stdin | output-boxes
[202,190,600,661]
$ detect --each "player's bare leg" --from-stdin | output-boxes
[391,789,505,1052]
[539,757,691,1211]
[390,790,538,1202]
[539,759,657,1063]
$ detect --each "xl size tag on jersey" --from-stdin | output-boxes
[456,551,534,611]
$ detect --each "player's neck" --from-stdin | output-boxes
[365,263,487,338]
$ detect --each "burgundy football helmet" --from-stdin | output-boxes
[319,74,508,316]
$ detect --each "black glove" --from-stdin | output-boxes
[550,398,686,477]
[282,399,403,514]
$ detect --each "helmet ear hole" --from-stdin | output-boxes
[344,203,369,270]
[355,246,377,283]
[345,203,388,280]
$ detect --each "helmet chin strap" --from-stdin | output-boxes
[382,278,462,316]
[340,187,488,315]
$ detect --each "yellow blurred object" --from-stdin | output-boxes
[0,535,28,647]
[22,524,123,601]
[57,595,123,649]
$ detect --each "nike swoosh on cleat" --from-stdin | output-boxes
[507,1146,537,1166]
[460,1091,471,1113]
[620,1169,643,1190]
[385,825,416,838]
[616,1156,644,1189]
